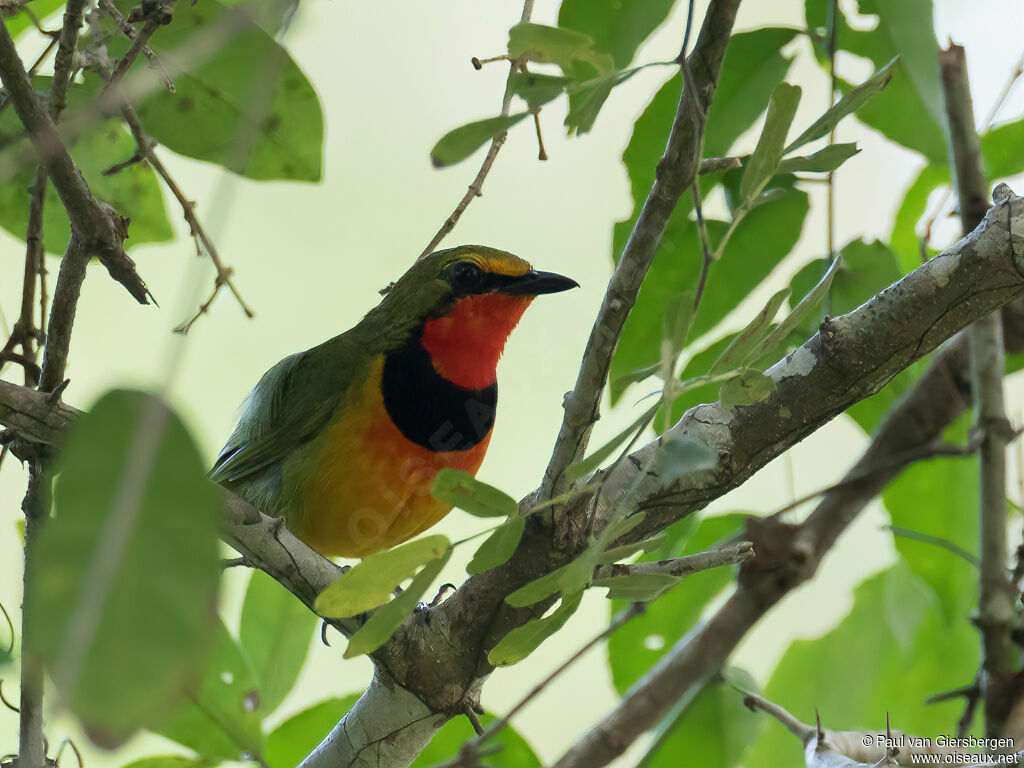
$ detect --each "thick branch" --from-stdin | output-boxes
[0,19,150,304]
[4,194,1024,768]
[548,189,1024,766]
[940,42,1015,738]
[539,0,741,501]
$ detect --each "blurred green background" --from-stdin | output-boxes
[2,0,1024,764]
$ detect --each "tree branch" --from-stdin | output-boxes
[3,186,1024,768]
[539,0,741,501]
[418,0,535,259]
[0,17,150,304]
[940,42,1016,738]
[592,540,752,580]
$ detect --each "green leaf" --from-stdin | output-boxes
[804,0,946,163]
[314,534,451,618]
[565,70,636,135]
[507,23,613,73]
[120,759,211,768]
[0,83,172,254]
[28,390,220,745]
[411,712,542,768]
[506,564,570,608]
[704,29,799,159]
[870,0,944,125]
[653,435,719,486]
[761,257,841,354]
[719,369,776,410]
[710,289,790,374]
[661,291,697,367]
[889,164,947,272]
[4,0,65,40]
[882,416,978,621]
[431,469,518,518]
[103,0,323,181]
[787,239,901,341]
[156,621,264,762]
[509,72,572,111]
[740,83,801,201]
[617,29,797,218]
[785,58,897,152]
[467,517,526,575]
[742,563,977,766]
[565,401,660,481]
[558,0,677,68]
[266,696,358,768]
[612,186,808,400]
[239,569,315,715]
[600,533,668,565]
[488,590,584,666]
[344,551,451,658]
[777,142,860,174]
[593,573,680,601]
[982,117,1024,180]
[607,514,746,692]
[430,114,529,168]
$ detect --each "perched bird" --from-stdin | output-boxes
[212,246,577,558]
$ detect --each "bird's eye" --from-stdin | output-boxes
[451,262,483,290]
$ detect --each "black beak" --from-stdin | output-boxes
[501,269,579,296]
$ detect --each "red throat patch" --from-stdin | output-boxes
[421,293,534,389]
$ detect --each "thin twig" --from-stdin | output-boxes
[691,182,712,311]
[540,0,738,503]
[100,0,174,91]
[941,42,1015,739]
[884,525,980,567]
[593,540,752,580]
[770,435,983,520]
[0,681,19,713]
[0,19,151,303]
[418,1,535,258]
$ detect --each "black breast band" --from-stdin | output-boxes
[381,332,496,452]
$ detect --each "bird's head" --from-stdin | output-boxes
[376,245,578,389]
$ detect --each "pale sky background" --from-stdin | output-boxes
[2,0,1024,765]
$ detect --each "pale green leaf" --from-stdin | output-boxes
[344,551,450,658]
[739,82,801,201]
[510,72,571,111]
[593,573,680,601]
[760,256,842,353]
[777,142,860,174]
[101,0,323,181]
[314,535,451,618]
[29,390,220,745]
[709,288,790,374]
[558,0,677,68]
[431,469,518,518]
[266,696,358,768]
[719,369,776,410]
[786,57,897,152]
[653,436,719,487]
[488,591,584,666]
[239,569,315,715]
[430,114,529,168]
[467,517,526,575]
[507,23,613,73]
[156,621,263,761]
[565,401,659,481]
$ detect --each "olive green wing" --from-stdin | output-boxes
[210,337,364,486]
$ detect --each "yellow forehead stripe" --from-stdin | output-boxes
[467,249,532,277]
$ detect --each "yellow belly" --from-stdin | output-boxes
[292,358,490,558]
